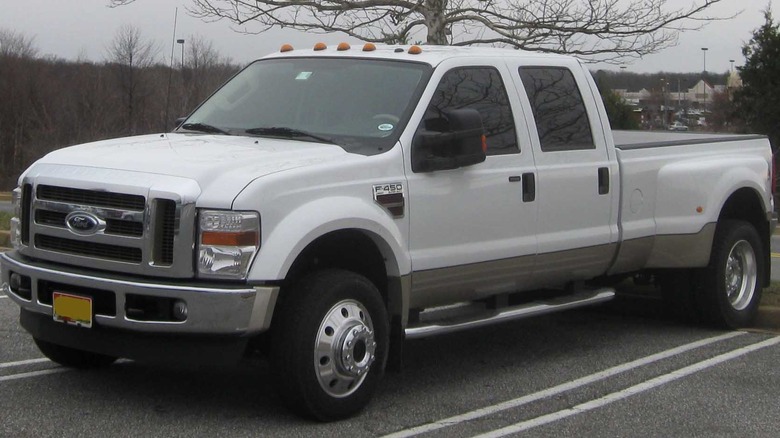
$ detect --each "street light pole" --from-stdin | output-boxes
[661,78,668,129]
[176,39,185,68]
[701,47,708,113]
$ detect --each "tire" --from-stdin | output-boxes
[34,338,117,369]
[270,269,389,421]
[696,220,764,328]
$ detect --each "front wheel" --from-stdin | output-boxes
[270,269,389,421]
[697,220,764,328]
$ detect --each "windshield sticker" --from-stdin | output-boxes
[377,123,394,131]
[295,71,313,80]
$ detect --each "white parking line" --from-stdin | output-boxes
[0,295,9,299]
[382,331,745,438]
[477,336,780,437]
[0,368,68,383]
[0,358,51,369]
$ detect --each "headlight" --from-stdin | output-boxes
[197,210,260,280]
[10,187,22,249]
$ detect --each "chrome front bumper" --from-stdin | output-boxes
[0,251,278,335]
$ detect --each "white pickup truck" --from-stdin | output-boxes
[1,44,775,420]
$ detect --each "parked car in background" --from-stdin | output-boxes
[669,121,689,131]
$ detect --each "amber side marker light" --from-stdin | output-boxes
[280,44,294,52]
[363,43,377,52]
[408,45,423,55]
[201,231,258,247]
[313,42,327,51]
[337,42,351,51]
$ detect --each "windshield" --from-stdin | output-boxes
[179,57,432,155]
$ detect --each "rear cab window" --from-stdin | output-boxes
[517,67,595,152]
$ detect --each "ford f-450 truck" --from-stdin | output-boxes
[1,44,775,420]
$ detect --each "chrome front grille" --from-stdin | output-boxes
[38,185,146,210]
[35,234,143,263]
[18,171,198,279]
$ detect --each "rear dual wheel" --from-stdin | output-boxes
[698,220,764,328]
[659,220,764,328]
[271,269,389,421]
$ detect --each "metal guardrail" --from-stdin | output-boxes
[0,192,11,202]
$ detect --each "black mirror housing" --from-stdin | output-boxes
[412,108,486,172]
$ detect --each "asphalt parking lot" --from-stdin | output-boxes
[2,288,779,437]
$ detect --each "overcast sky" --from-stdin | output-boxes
[1,0,777,73]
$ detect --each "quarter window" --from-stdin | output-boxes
[518,67,595,152]
[422,67,519,155]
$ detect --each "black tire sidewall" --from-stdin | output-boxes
[271,269,389,421]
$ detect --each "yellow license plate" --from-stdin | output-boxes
[52,292,93,328]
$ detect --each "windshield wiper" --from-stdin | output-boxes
[179,122,231,135]
[245,127,336,145]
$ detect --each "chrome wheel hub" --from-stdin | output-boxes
[724,240,757,311]
[314,299,376,398]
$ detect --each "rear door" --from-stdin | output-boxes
[506,59,619,284]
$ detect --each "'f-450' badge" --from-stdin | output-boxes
[373,183,405,218]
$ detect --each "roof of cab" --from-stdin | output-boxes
[260,43,575,67]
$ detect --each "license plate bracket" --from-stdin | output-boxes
[52,292,93,328]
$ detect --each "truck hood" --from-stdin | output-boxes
[35,133,353,207]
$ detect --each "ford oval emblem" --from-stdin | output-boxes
[65,212,105,236]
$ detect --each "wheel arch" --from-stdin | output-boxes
[282,228,407,319]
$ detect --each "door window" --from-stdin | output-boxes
[423,67,519,156]
[518,67,595,152]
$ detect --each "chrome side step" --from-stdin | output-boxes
[404,288,615,340]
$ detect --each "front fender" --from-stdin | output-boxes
[246,196,410,281]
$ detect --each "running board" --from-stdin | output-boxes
[404,288,615,340]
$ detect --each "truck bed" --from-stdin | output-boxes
[613,130,767,150]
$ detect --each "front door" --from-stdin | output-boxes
[405,60,539,308]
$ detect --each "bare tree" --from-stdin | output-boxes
[110,0,730,64]
[180,35,237,111]
[0,28,38,58]
[106,24,160,134]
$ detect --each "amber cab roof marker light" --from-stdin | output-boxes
[313,42,327,51]
[363,43,377,52]
[337,42,351,51]
[408,45,423,55]
[280,44,294,53]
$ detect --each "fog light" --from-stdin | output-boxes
[10,273,21,291]
[8,272,31,300]
[172,300,188,321]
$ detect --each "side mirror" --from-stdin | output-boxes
[412,108,486,172]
